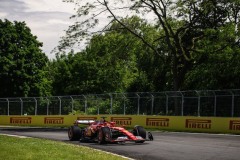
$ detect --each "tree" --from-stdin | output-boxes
[181,0,240,89]
[51,16,171,95]
[59,0,240,91]
[51,25,140,95]
[183,45,240,90]
[0,19,51,97]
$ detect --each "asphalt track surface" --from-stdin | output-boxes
[0,127,240,160]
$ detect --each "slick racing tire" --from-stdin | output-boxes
[68,126,81,141]
[98,127,111,144]
[133,125,146,143]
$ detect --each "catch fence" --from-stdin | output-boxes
[0,90,240,117]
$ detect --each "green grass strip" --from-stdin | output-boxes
[0,135,127,160]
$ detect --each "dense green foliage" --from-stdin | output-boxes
[0,19,51,97]
[1,0,240,99]
[50,17,165,95]
[57,0,240,92]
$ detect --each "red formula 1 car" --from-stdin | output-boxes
[68,117,153,144]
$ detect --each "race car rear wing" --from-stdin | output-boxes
[74,120,95,125]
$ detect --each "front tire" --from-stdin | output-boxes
[68,126,81,141]
[133,125,146,143]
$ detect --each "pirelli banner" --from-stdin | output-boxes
[0,115,240,134]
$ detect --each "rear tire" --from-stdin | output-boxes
[68,126,81,141]
[133,125,146,143]
[98,127,111,144]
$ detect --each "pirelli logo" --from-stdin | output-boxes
[146,118,169,127]
[44,117,64,124]
[229,120,240,131]
[111,117,132,126]
[185,119,211,129]
[77,117,97,120]
[10,117,32,124]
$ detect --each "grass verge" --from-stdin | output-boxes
[0,135,128,160]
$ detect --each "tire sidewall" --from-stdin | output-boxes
[133,125,146,143]
[98,127,110,144]
[68,126,81,141]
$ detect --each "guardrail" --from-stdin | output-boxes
[0,90,240,117]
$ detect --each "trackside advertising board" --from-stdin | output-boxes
[0,115,239,134]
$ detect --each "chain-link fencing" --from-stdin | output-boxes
[0,90,240,117]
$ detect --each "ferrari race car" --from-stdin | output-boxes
[68,117,153,144]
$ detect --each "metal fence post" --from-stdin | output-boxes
[58,97,61,115]
[95,95,99,115]
[165,93,168,115]
[96,99,99,115]
[136,93,140,115]
[109,93,113,114]
[34,98,37,115]
[70,96,74,114]
[195,91,201,116]
[83,95,87,114]
[150,93,154,115]
[179,92,184,116]
[6,98,9,116]
[46,97,49,115]
[20,98,23,115]
[230,91,234,117]
[122,93,126,115]
[213,91,217,116]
